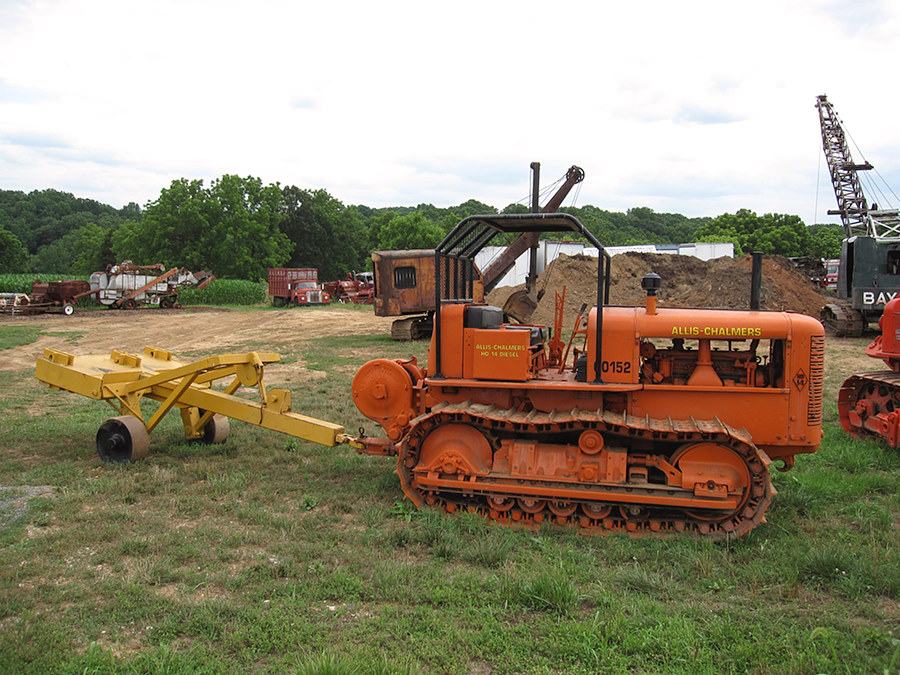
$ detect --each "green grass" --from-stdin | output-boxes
[0,325,42,350]
[0,331,898,674]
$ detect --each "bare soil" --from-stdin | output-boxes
[0,306,395,373]
[488,252,833,328]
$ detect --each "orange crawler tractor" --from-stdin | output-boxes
[839,294,900,445]
[351,214,825,537]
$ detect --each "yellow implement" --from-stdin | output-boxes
[35,346,351,462]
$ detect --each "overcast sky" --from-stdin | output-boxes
[1,0,898,225]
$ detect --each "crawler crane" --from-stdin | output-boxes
[816,94,900,336]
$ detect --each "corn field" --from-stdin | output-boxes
[179,279,268,305]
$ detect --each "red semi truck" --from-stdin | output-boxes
[267,268,331,307]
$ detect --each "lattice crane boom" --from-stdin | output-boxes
[817,94,900,238]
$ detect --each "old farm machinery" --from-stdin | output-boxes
[34,212,824,538]
[34,347,349,462]
[90,262,214,310]
[0,279,93,316]
[350,213,825,537]
[838,294,900,447]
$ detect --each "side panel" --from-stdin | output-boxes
[844,237,900,317]
[464,328,532,381]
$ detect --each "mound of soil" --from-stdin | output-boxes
[487,252,832,328]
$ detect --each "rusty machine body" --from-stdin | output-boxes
[0,279,93,316]
[372,250,484,340]
[838,294,900,446]
[372,164,584,340]
[352,213,825,537]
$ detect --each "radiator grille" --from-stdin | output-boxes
[808,335,825,425]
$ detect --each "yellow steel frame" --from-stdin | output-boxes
[35,346,350,448]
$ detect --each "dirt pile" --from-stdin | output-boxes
[486,252,832,328]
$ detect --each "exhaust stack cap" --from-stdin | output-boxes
[641,273,662,296]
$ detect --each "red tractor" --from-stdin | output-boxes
[839,293,900,445]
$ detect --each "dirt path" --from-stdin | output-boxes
[0,306,396,372]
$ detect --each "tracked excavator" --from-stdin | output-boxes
[816,94,900,336]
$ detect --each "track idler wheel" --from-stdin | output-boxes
[96,415,150,463]
[671,441,755,524]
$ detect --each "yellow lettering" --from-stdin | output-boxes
[672,326,762,339]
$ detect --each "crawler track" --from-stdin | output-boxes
[397,402,774,538]
[838,371,900,446]
[390,316,432,341]
[821,302,865,337]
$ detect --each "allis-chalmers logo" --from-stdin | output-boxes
[793,369,807,390]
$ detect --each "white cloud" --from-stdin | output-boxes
[0,0,898,226]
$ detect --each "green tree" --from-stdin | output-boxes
[122,175,291,279]
[0,227,29,272]
[0,188,123,254]
[279,187,369,280]
[807,224,844,259]
[204,175,290,280]
[694,209,810,256]
[31,224,111,274]
[372,212,446,250]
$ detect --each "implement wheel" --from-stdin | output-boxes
[96,416,149,463]
[201,414,230,444]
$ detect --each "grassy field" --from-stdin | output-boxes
[0,325,898,674]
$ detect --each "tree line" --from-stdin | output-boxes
[0,175,846,280]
